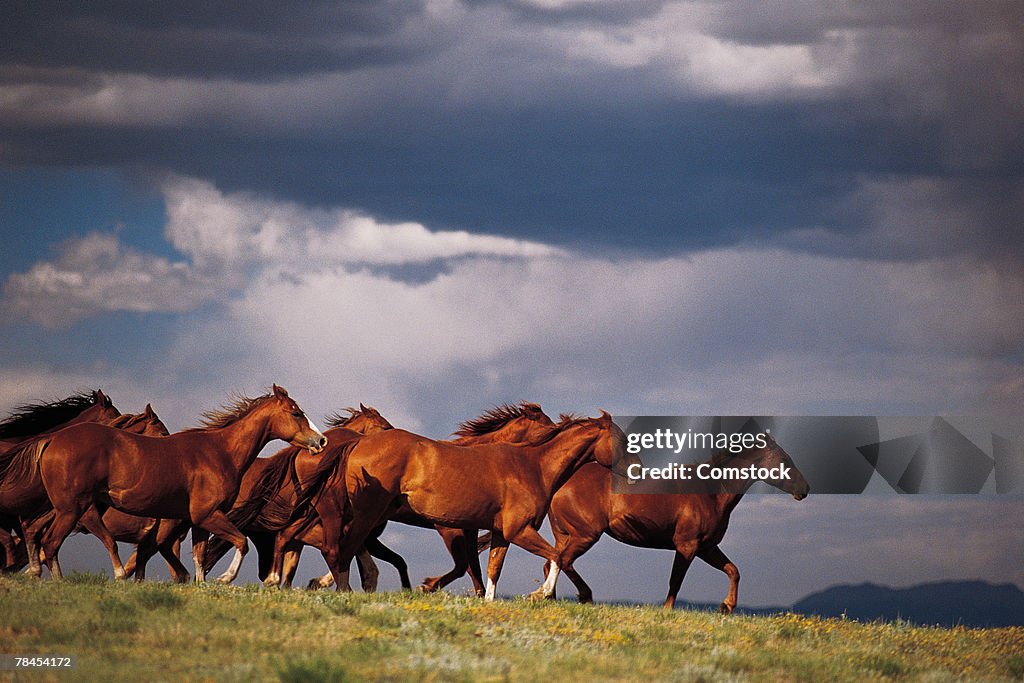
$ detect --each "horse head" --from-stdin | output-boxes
[329,404,394,435]
[266,385,328,454]
[573,411,641,479]
[747,434,809,500]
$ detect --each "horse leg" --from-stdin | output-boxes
[505,525,561,600]
[282,542,305,588]
[664,540,699,609]
[0,528,17,570]
[483,533,510,601]
[365,536,408,591]
[698,545,740,614]
[39,506,87,580]
[157,537,190,584]
[330,500,394,593]
[543,530,602,603]
[420,526,471,594]
[194,512,249,584]
[150,520,189,583]
[466,530,486,596]
[78,506,126,580]
[249,531,275,583]
[355,546,381,592]
[191,527,209,583]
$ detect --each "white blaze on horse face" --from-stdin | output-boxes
[485,577,496,601]
[542,562,560,597]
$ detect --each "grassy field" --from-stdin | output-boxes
[1,573,1022,682]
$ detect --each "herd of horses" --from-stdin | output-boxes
[0,387,809,609]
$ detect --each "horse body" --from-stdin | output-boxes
[544,437,810,610]
[334,413,633,600]
[33,385,325,583]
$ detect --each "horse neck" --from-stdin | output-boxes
[211,410,278,475]
[528,428,599,499]
[706,447,770,515]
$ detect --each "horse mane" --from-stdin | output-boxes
[325,406,378,429]
[453,402,544,438]
[524,414,591,447]
[0,391,103,440]
[108,413,145,430]
[187,393,273,431]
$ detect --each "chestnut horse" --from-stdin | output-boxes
[0,390,123,575]
[540,434,809,609]
[198,405,393,587]
[326,411,635,599]
[26,385,325,582]
[17,405,180,580]
[269,402,559,594]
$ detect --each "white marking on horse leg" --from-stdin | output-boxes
[485,577,496,601]
[192,543,205,583]
[263,571,281,588]
[319,572,334,588]
[541,562,560,597]
[216,547,244,584]
[114,565,127,580]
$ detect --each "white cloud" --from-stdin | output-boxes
[1,178,561,327]
[1,231,219,326]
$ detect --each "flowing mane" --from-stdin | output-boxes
[325,406,380,429]
[453,402,545,438]
[187,393,272,431]
[0,391,106,440]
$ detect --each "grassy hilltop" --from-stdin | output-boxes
[1,574,1022,682]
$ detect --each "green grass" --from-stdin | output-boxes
[1,573,1022,682]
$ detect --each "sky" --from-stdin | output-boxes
[1,1,1022,606]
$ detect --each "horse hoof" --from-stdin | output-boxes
[719,603,735,615]
[215,575,234,584]
[527,589,548,601]
[306,579,322,591]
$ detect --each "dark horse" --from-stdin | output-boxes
[540,434,809,609]
[24,385,325,581]
[326,412,637,598]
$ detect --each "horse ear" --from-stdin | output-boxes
[599,410,612,422]
[144,403,155,417]
[272,384,289,399]
[360,402,367,411]
[95,389,109,406]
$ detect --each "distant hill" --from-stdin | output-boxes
[792,580,1024,628]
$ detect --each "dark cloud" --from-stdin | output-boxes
[0,0,433,79]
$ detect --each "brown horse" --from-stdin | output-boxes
[271,402,559,594]
[27,385,325,582]
[0,390,123,575]
[18,405,180,580]
[198,404,394,587]
[326,411,635,598]
[540,434,809,609]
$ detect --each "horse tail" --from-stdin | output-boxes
[0,438,49,491]
[225,452,296,530]
[255,436,357,532]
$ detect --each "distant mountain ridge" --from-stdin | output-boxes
[791,580,1024,628]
